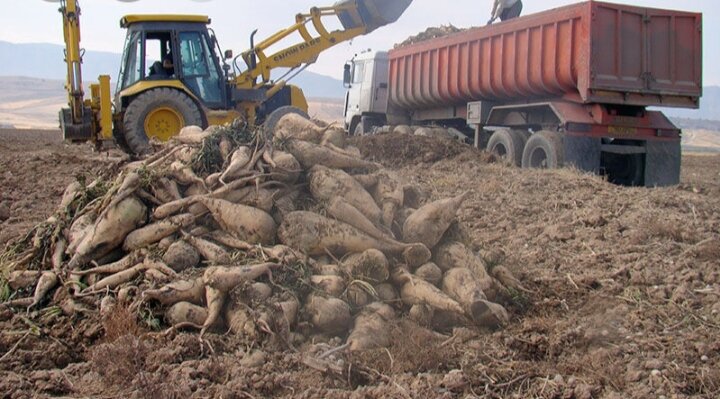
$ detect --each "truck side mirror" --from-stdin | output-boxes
[224,50,234,60]
[343,63,352,88]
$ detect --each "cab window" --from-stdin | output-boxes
[145,32,174,79]
[120,31,143,90]
[179,31,223,106]
[352,61,365,84]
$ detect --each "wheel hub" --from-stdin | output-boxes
[493,143,508,158]
[529,148,548,168]
[144,107,184,142]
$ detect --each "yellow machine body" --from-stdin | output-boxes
[53,0,412,152]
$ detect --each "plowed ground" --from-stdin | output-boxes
[1,129,718,398]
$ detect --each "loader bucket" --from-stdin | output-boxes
[335,0,412,33]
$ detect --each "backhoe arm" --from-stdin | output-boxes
[53,0,112,144]
[59,0,85,125]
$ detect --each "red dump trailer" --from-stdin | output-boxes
[343,1,703,186]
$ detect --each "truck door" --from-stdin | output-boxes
[645,9,702,95]
[358,60,375,113]
[344,60,366,128]
[590,4,701,97]
[370,56,389,114]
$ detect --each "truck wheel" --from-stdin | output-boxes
[521,131,564,169]
[602,152,645,186]
[353,122,365,136]
[354,116,382,136]
[487,129,527,166]
[263,106,309,140]
[122,88,203,155]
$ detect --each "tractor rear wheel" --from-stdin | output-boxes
[262,106,310,141]
[122,88,203,155]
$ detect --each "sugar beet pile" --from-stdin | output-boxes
[0,115,527,353]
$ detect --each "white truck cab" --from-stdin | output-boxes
[343,51,389,135]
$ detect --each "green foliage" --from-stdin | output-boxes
[0,277,11,302]
[273,260,314,300]
[70,174,110,218]
[138,305,162,331]
[136,166,159,192]
[507,287,531,313]
[191,119,259,176]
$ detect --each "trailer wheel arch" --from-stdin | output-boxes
[486,104,562,130]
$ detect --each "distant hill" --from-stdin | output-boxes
[672,118,720,131]
[0,76,344,129]
[0,76,66,129]
[658,86,720,121]
[0,41,345,99]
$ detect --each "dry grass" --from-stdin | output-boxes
[690,238,720,261]
[89,335,154,394]
[644,220,688,242]
[90,305,161,396]
[101,304,143,343]
[350,320,461,379]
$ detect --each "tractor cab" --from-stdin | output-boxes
[117,15,228,110]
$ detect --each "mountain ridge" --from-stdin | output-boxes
[0,41,346,99]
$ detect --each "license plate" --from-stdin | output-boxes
[608,126,637,135]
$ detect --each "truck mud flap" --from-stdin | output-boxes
[645,140,681,187]
[567,136,680,187]
[563,135,601,175]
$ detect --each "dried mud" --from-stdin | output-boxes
[1,129,719,398]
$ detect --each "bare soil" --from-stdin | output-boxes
[0,129,125,247]
[1,130,719,398]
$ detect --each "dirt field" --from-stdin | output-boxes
[1,129,718,398]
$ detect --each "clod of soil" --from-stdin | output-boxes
[0,201,10,221]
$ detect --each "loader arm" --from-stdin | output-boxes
[235,0,412,90]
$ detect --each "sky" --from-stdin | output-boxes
[2,0,718,84]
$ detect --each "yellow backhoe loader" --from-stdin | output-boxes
[48,0,412,153]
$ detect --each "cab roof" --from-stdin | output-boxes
[120,15,210,28]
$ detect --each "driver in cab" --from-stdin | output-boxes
[149,54,175,78]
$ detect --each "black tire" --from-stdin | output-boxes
[516,130,532,144]
[122,88,203,155]
[602,152,645,186]
[521,131,564,169]
[353,120,364,136]
[486,129,527,166]
[354,115,382,136]
[263,106,309,140]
